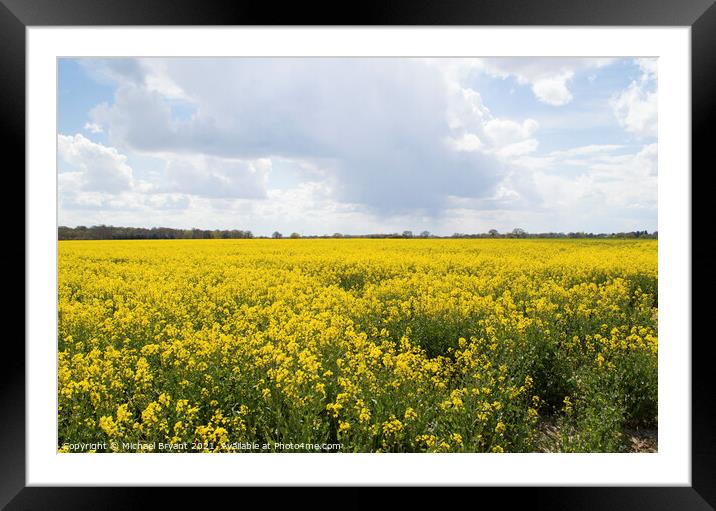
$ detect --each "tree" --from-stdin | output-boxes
[290,232,301,239]
[272,231,283,239]
[402,230,414,238]
[419,230,430,238]
[488,229,499,237]
[511,228,526,238]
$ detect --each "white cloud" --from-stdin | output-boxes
[58,134,134,192]
[531,72,574,106]
[636,143,658,176]
[494,138,540,158]
[57,133,270,225]
[636,58,658,80]
[82,58,189,100]
[484,118,539,149]
[447,87,492,131]
[476,58,615,106]
[446,86,539,159]
[611,58,658,138]
[515,142,657,176]
[508,143,658,223]
[448,133,484,152]
[162,155,269,199]
[611,83,657,138]
[57,164,191,214]
[83,122,103,134]
[549,144,624,158]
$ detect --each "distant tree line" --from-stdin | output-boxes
[58,225,657,241]
[58,225,254,240]
[448,228,657,239]
[272,229,657,239]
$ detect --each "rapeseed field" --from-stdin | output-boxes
[58,239,657,452]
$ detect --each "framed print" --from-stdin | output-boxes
[7,0,714,507]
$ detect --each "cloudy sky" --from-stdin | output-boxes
[58,57,657,235]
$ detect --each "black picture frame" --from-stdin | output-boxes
[7,0,713,508]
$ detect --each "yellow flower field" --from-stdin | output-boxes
[58,239,657,452]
